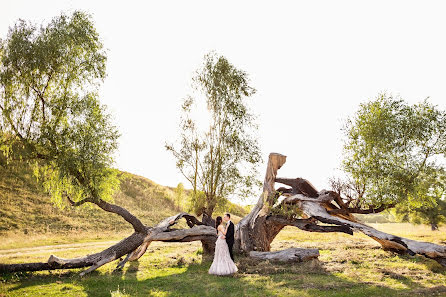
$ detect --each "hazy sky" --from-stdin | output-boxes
[2,1,446,204]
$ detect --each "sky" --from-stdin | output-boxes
[2,1,446,205]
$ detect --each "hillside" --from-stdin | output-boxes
[0,166,247,236]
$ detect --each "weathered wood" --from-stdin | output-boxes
[258,154,446,267]
[267,215,353,235]
[0,231,146,273]
[281,190,446,266]
[235,153,287,253]
[0,212,216,274]
[249,248,319,262]
[275,177,319,197]
[66,195,146,234]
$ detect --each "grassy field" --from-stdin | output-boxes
[1,166,445,296]
[1,223,445,297]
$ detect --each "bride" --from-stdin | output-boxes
[208,216,238,275]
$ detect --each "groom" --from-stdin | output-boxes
[223,213,235,260]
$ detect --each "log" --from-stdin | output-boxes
[0,231,146,273]
[281,191,446,266]
[0,212,216,274]
[249,248,319,262]
[267,215,353,235]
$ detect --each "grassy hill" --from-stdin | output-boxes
[0,165,247,237]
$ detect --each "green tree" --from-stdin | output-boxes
[166,52,262,224]
[0,11,145,232]
[336,93,446,218]
[394,170,446,230]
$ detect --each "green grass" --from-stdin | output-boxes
[1,225,446,297]
[1,166,445,296]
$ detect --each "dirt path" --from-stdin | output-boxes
[0,240,118,258]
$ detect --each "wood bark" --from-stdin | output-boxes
[66,196,146,233]
[249,248,319,262]
[234,153,353,253]
[276,182,446,266]
[235,153,287,253]
[234,153,446,267]
[0,212,216,274]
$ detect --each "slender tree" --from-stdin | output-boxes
[166,52,262,225]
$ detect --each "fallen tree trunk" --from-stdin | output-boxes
[235,153,446,267]
[249,248,319,263]
[0,213,216,274]
[0,231,145,274]
[235,153,353,253]
[286,192,446,266]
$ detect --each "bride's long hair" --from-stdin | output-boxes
[215,216,222,233]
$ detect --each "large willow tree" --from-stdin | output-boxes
[0,11,133,222]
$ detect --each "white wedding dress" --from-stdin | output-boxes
[208,229,238,275]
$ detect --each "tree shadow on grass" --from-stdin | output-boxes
[4,257,445,297]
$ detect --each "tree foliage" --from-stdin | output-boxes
[166,52,262,219]
[338,94,446,213]
[394,170,446,230]
[0,11,119,207]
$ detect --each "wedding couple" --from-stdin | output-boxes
[208,213,238,275]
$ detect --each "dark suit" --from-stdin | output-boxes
[225,221,235,260]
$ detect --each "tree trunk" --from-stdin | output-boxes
[249,248,319,262]
[235,153,287,253]
[0,213,216,274]
[431,223,439,231]
[202,211,215,227]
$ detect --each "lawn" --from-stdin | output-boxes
[1,223,445,297]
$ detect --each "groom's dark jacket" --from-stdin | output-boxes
[226,221,235,245]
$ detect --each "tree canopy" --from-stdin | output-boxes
[336,94,446,215]
[166,52,262,222]
[0,11,119,207]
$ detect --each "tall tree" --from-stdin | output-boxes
[336,94,446,215]
[166,52,262,225]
